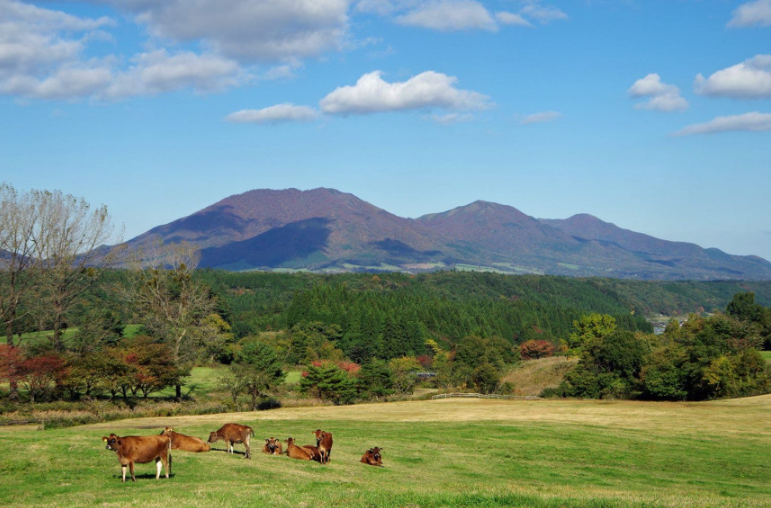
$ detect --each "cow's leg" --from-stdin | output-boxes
[167,453,172,478]
[244,435,251,459]
[155,457,162,480]
[228,441,234,454]
[121,465,127,483]
[129,462,136,482]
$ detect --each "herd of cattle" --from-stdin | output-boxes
[102,423,384,482]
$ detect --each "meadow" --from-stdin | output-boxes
[0,396,769,508]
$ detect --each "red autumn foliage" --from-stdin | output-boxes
[416,355,433,368]
[0,345,23,380]
[17,355,68,402]
[337,361,360,374]
[519,339,555,360]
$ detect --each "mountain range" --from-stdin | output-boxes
[124,188,771,280]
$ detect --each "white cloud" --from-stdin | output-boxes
[495,12,533,27]
[0,64,112,100]
[728,0,771,28]
[0,0,115,99]
[0,0,245,100]
[225,103,320,124]
[695,55,771,99]
[674,112,771,135]
[0,1,111,76]
[395,0,497,32]
[628,74,688,112]
[357,0,563,30]
[520,111,561,124]
[430,112,475,124]
[319,70,491,114]
[355,0,401,15]
[520,0,568,24]
[104,0,352,63]
[106,50,241,99]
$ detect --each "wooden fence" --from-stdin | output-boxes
[431,393,541,401]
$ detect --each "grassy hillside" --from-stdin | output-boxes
[1,397,769,508]
[501,356,578,396]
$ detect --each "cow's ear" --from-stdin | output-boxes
[102,437,107,441]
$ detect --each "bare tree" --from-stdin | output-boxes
[0,184,42,399]
[126,242,218,399]
[0,183,39,346]
[32,189,121,351]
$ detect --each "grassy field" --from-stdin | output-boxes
[1,396,769,508]
[761,351,771,362]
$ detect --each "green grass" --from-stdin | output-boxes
[153,367,303,398]
[0,328,80,346]
[761,351,771,362]
[2,324,144,346]
[1,396,769,508]
[153,367,225,399]
[284,370,302,384]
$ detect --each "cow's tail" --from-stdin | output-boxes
[250,428,255,437]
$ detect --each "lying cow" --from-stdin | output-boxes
[102,433,171,482]
[361,447,384,467]
[262,437,283,455]
[160,427,210,452]
[284,437,315,461]
[313,429,333,464]
[208,423,254,459]
[302,444,323,462]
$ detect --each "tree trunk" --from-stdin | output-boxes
[176,384,182,400]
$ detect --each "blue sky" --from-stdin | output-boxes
[1,0,770,262]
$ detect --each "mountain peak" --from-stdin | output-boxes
[122,188,771,280]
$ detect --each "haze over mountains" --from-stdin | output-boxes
[126,188,771,280]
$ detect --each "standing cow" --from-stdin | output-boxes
[102,433,171,482]
[312,429,333,464]
[208,423,254,459]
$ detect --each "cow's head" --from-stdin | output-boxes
[313,429,323,445]
[160,427,174,436]
[266,437,279,453]
[285,437,295,446]
[207,432,217,443]
[102,434,119,451]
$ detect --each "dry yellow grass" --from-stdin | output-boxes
[73,394,771,439]
[501,356,578,396]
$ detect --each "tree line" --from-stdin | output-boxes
[551,292,771,400]
[2,184,770,407]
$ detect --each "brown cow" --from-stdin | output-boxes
[160,427,210,452]
[313,429,333,464]
[302,444,323,462]
[284,437,314,461]
[208,423,253,459]
[102,433,171,482]
[262,437,283,455]
[361,447,384,467]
